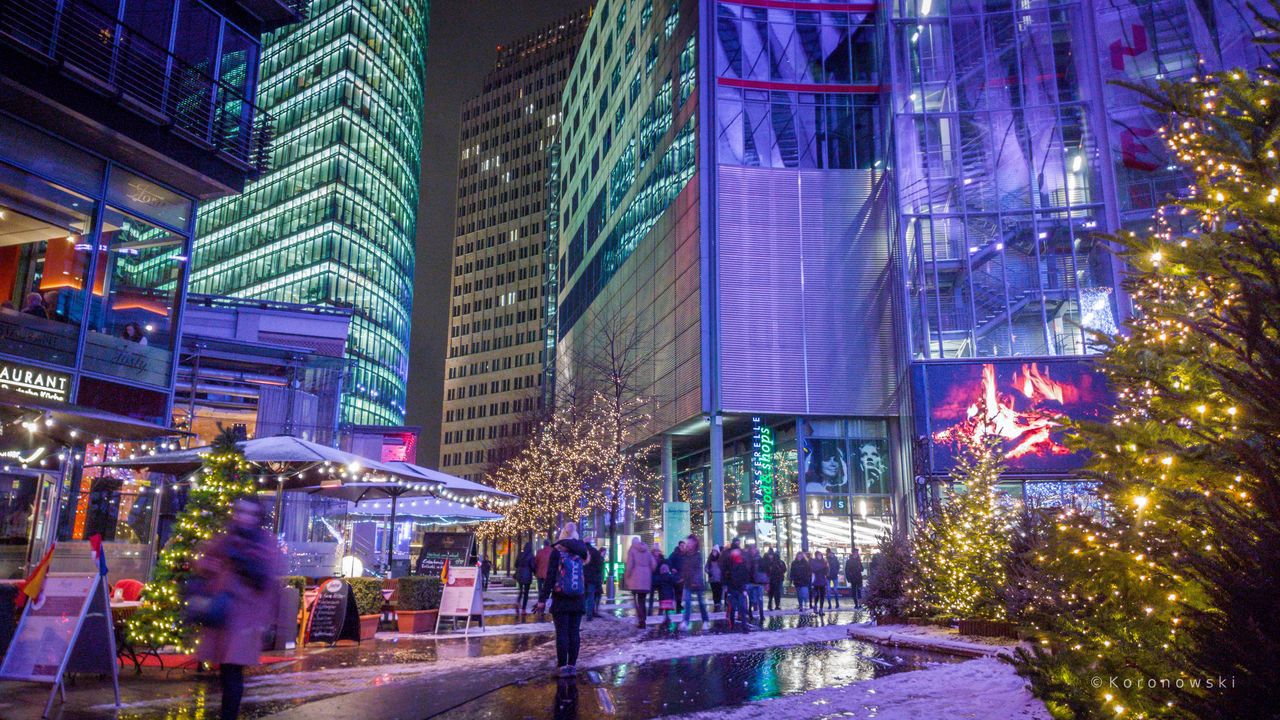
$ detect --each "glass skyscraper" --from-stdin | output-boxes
[191,0,430,425]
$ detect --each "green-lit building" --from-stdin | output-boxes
[190,0,430,425]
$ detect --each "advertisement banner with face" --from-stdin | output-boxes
[802,438,848,495]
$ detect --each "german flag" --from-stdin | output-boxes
[19,542,55,606]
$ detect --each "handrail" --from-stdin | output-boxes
[0,0,275,174]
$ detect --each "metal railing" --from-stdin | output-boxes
[0,0,275,174]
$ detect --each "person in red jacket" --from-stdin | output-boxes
[533,540,553,619]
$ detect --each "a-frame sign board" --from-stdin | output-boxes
[0,572,121,718]
[434,565,485,635]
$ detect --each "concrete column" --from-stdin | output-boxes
[661,434,674,504]
[709,416,725,547]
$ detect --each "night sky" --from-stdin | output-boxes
[407,0,591,465]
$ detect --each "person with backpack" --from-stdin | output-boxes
[766,548,785,611]
[652,559,678,626]
[514,541,535,617]
[789,551,811,612]
[192,499,283,720]
[723,547,752,631]
[845,548,864,607]
[809,551,829,615]
[623,536,656,629]
[678,535,709,629]
[705,546,724,612]
[583,537,605,621]
[533,523,590,677]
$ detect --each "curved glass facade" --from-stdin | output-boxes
[191,0,430,425]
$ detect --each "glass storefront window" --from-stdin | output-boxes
[84,208,185,387]
[0,162,95,367]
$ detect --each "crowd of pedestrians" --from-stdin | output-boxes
[517,522,870,676]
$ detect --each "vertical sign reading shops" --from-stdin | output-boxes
[751,418,775,541]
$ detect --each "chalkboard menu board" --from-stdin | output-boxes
[306,578,360,646]
[414,532,474,577]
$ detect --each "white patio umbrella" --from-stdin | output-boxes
[385,461,516,503]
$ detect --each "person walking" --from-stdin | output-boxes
[533,523,590,677]
[825,548,841,610]
[746,544,767,623]
[670,540,686,614]
[705,546,724,612]
[480,555,492,591]
[652,559,678,626]
[648,545,665,617]
[514,541,535,617]
[583,537,605,621]
[789,551,811,612]
[723,547,751,631]
[766,548,785,611]
[192,499,284,720]
[623,537,656,628]
[678,535,709,629]
[534,540,554,618]
[845,548,864,608]
[809,551,829,615]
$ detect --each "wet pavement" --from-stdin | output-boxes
[436,639,960,720]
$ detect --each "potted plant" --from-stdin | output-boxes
[347,577,386,640]
[395,576,443,634]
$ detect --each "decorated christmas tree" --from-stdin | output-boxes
[906,435,1010,620]
[127,428,257,650]
[1016,20,1280,717]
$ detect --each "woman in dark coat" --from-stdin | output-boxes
[514,541,535,615]
[809,552,829,614]
[534,523,591,677]
[789,551,811,611]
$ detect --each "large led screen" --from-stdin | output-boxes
[916,360,1113,475]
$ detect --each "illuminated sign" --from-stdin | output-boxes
[0,362,70,402]
[751,417,775,525]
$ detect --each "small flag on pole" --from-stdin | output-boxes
[440,558,450,583]
[20,542,55,606]
[90,534,109,576]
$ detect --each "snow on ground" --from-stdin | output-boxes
[847,622,1027,658]
[660,656,1052,720]
[581,622,856,669]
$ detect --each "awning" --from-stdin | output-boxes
[0,387,184,444]
[386,461,515,502]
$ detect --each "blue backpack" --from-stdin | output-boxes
[554,548,585,598]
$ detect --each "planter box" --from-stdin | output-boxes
[396,609,439,634]
[958,619,1020,638]
[359,614,381,641]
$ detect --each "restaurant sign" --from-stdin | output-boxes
[0,361,70,402]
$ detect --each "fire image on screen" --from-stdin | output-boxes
[928,361,1111,473]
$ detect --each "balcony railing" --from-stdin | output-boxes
[0,0,275,175]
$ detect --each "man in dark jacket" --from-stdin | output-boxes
[584,537,605,620]
[845,548,865,607]
[766,549,786,611]
[678,535,709,628]
[789,551,811,611]
[534,524,590,677]
[723,548,752,631]
[669,540,685,613]
[514,541,535,616]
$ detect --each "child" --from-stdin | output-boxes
[653,561,677,626]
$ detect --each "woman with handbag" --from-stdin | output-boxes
[191,499,284,720]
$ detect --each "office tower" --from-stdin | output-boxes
[190,0,430,426]
[440,13,590,480]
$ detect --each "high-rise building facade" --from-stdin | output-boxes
[190,0,430,426]
[553,0,1265,555]
[556,0,896,556]
[440,13,590,479]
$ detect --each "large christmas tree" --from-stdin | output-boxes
[1016,19,1280,718]
[128,430,257,650]
[906,435,1010,620]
